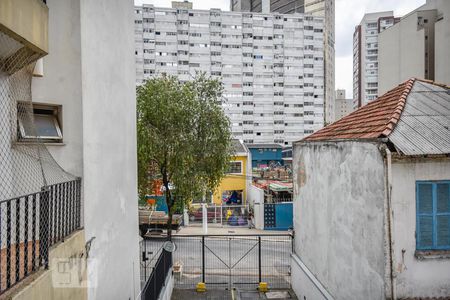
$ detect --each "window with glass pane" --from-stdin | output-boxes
[416,181,450,250]
[227,161,242,174]
[18,104,62,141]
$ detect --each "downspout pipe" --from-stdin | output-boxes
[382,145,396,300]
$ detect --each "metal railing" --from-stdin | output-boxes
[141,248,172,300]
[188,204,250,227]
[0,178,82,294]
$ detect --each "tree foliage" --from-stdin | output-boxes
[137,74,233,236]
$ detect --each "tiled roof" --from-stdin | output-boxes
[232,139,247,154]
[303,79,415,141]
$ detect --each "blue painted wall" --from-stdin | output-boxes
[249,147,283,168]
[263,202,293,231]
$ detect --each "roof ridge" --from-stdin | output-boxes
[414,78,450,89]
[380,78,415,137]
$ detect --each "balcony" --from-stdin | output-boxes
[0,0,48,74]
[0,179,82,295]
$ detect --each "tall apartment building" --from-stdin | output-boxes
[134,5,325,145]
[334,89,353,120]
[231,0,335,124]
[230,0,304,14]
[304,0,335,123]
[353,12,399,109]
[378,0,450,95]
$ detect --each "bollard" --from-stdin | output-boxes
[258,282,268,292]
[196,282,206,292]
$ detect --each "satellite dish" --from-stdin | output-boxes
[163,240,177,252]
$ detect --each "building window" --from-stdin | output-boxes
[416,181,450,250]
[17,103,63,142]
[227,161,242,174]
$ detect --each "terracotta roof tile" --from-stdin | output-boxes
[302,78,416,142]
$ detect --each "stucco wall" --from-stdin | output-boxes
[433,0,450,86]
[12,230,87,300]
[79,0,140,299]
[391,158,450,298]
[292,141,387,300]
[32,0,83,177]
[378,11,426,95]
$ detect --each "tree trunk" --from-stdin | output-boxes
[163,178,173,240]
[167,203,173,240]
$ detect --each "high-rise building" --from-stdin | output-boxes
[230,0,304,14]
[334,89,353,120]
[231,0,335,124]
[134,5,325,145]
[353,12,399,109]
[304,0,335,124]
[378,0,450,95]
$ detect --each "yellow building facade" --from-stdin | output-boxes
[213,140,251,205]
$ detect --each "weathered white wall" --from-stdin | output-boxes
[79,0,140,299]
[291,254,330,300]
[248,185,264,229]
[391,158,450,298]
[378,11,426,95]
[292,141,387,300]
[32,0,83,177]
[12,230,87,300]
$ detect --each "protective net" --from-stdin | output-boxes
[1,30,80,293]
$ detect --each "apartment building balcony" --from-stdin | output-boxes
[0,0,48,74]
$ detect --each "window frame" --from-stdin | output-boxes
[17,102,63,142]
[226,161,243,175]
[416,180,450,251]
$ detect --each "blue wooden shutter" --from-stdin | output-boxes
[436,183,450,248]
[417,183,434,249]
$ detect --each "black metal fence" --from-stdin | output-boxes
[171,234,293,290]
[141,247,172,300]
[0,178,82,294]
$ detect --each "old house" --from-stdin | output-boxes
[292,79,450,299]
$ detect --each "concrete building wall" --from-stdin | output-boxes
[32,1,141,299]
[304,0,335,124]
[378,11,430,95]
[32,0,83,177]
[378,0,450,94]
[12,230,87,300]
[353,11,395,108]
[390,158,450,298]
[433,0,450,86]
[292,141,387,299]
[79,0,140,299]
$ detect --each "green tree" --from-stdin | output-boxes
[137,74,233,237]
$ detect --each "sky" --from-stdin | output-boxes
[134,0,426,98]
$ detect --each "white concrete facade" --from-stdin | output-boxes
[378,0,450,95]
[353,11,397,109]
[292,141,387,299]
[334,89,353,121]
[304,0,335,124]
[292,140,450,299]
[390,158,450,298]
[31,0,140,299]
[134,5,325,146]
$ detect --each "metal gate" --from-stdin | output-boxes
[171,234,292,290]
